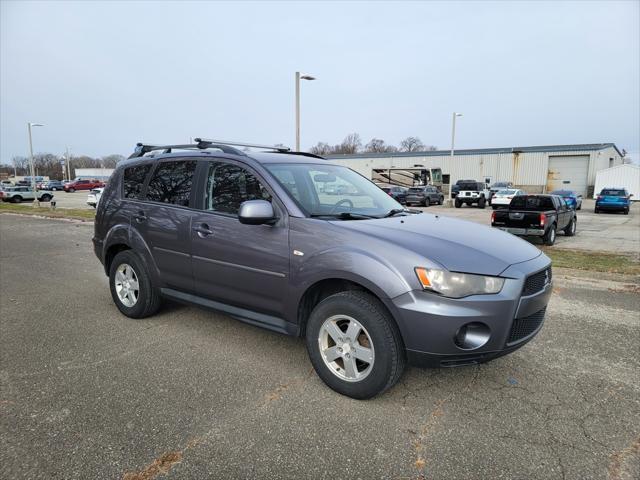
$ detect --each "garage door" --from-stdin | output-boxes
[547,155,589,196]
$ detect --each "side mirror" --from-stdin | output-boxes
[238,200,276,225]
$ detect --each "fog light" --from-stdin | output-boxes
[454,322,490,350]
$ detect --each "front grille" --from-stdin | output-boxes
[522,267,552,296]
[507,308,546,344]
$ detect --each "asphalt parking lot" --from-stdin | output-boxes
[1,214,639,479]
[415,199,639,255]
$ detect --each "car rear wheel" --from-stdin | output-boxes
[594,208,599,213]
[478,197,486,209]
[423,198,430,207]
[454,199,462,208]
[543,224,557,245]
[68,188,75,193]
[563,217,576,236]
[12,196,22,203]
[40,194,52,202]
[109,250,161,319]
[305,291,405,399]
[624,208,629,215]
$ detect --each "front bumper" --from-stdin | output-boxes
[496,227,545,237]
[392,254,552,367]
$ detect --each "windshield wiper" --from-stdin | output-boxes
[310,212,379,220]
[383,208,420,217]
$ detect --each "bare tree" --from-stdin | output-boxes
[330,133,361,154]
[309,142,333,156]
[100,154,125,168]
[399,137,424,152]
[364,138,398,153]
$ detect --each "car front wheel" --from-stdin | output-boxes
[109,250,161,319]
[305,291,405,399]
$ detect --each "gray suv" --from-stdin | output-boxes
[94,139,552,399]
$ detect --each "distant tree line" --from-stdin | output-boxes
[0,154,125,179]
[309,134,437,155]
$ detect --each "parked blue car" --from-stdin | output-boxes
[550,190,582,210]
[595,188,632,215]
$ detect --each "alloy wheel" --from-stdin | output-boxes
[114,263,140,307]
[318,315,375,382]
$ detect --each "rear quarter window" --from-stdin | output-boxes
[123,164,152,199]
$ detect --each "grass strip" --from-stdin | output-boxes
[542,247,640,275]
[0,202,95,221]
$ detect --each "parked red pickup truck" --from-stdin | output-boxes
[64,179,105,192]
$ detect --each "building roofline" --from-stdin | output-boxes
[325,143,624,159]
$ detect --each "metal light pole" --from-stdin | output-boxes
[446,112,463,206]
[28,122,44,207]
[295,71,316,151]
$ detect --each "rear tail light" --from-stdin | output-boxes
[388,192,393,196]
[540,213,546,227]
[491,211,496,223]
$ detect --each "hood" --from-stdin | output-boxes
[331,213,542,276]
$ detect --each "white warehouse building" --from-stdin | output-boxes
[326,143,624,197]
[594,164,640,200]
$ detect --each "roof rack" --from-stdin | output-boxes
[128,138,292,159]
[195,138,291,153]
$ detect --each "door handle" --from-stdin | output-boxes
[133,211,147,223]
[193,223,213,237]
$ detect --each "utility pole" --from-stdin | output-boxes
[27,122,44,207]
[295,71,316,151]
[446,112,463,206]
[66,147,71,181]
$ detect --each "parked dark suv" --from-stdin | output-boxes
[405,185,444,207]
[94,139,553,399]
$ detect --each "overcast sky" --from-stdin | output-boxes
[1,0,639,161]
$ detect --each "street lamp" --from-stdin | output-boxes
[295,71,316,151]
[27,122,44,207]
[447,112,463,206]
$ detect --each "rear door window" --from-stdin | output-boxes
[145,160,197,206]
[123,164,152,199]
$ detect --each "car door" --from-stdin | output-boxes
[131,159,198,292]
[191,159,290,317]
[553,196,569,229]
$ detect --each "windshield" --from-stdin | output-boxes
[492,182,509,188]
[601,189,625,196]
[497,189,517,195]
[265,163,401,218]
[551,190,573,196]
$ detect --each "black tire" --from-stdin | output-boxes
[439,196,444,205]
[454,199,462,208]
[40,194,52,202]
[109,250,161,319]
[69,188,75,193]
[52,187,57,191]
[12,196,22,204]
[305,291,406,399]
[577,204,581,210]
[424,198,430,207]
[624,208,629,215]
[594,208,599,214]
[478,197,486,209]
[543,224,557,246]
[563,217,576,236]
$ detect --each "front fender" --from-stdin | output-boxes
[287,247,413,328]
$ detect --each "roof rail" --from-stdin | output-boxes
[128,139,246,159]
[194,138,291,153]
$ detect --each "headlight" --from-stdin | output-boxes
[415,267,504,298]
